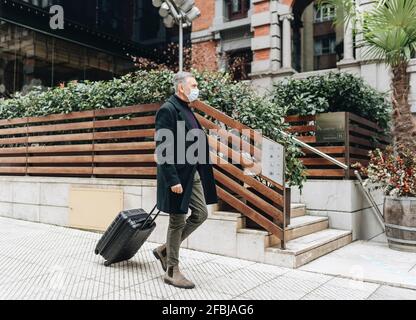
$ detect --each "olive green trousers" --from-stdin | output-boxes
[166,170,208,267]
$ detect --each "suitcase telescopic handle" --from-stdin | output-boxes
[141,204,161,230]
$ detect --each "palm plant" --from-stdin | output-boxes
[321,0,416,152]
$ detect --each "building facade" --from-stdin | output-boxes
[192,0,416,113]
[0,0,190,96]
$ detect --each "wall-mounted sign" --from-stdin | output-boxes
[316,112,346,143]
[261,137,285,186]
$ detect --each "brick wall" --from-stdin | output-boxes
[191,0,217,71]
[281,0,295,6]
[193,0,215,32]
[192,40,218,72]
[252,0,271,66]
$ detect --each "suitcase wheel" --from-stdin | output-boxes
[94,249,99,255]
[104,261,112,267]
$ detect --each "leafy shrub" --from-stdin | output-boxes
[270,72,392,129]
[354,147,416,197]
[0,69,307,188]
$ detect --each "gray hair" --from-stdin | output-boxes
[173,71,194,94]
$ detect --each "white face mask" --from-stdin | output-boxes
[186,88,199,103]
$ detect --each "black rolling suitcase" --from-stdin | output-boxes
[95,204,161,267]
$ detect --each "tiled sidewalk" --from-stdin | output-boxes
[1,217,416,300]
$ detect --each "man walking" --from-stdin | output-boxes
[153,72,218,289]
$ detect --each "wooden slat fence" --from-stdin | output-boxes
[285,112,390,179]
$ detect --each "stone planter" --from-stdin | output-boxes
[384,196,416,252]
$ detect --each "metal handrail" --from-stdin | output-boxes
[354,170,385,230]
[279,131,348,170]
[281,130,386,231]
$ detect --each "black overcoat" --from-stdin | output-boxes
[155,95,218,214]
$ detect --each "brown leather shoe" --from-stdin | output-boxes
[153,245,167,271]
[164,265,195,289]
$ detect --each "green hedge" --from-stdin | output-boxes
[0,69,307,188]
[270,72,392,129]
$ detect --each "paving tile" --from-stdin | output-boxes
[303,277,380,300]
[240,287,306,300]
[0,271,87,300]
[42,240,97,257]
[2,217,416,301]
[0,228,46,243]
[368,285,416,300]
[183,261,243,277]
[168,288,234,300]
[183,270,221,286]
[324,277,380,293]
[132,277,186,299]
[48,227,103,241]
[198,274,261,297]
[267,276,324,293]
[240,276,323,300]
[0,260,53,285]
[302,284,376,300]
[23,289,75,300]
[0,242,46,260]
[301,293,335,300]
[301,241,416,290]
[219,268,281,287]
[243,263,290,276]
[2,250,91,271]
[0,278,47,300]
[179,249,218,262]
[61,245,108,264]
[210,256,257,268]
[179,256,213,269]
[97,288,159,300]
[66,261,162,289]
[0,256,18,273]
[56,279,119,300]
[283,270,333,283]
[232,296,253,300]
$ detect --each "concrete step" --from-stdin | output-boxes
[213,211,244,221]
[211,211,245,228]
[182,209,351,270]
[285,215,329,241]
[291,203,306,218]
[265,229,352,268]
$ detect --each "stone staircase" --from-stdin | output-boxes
[188,203,352,269]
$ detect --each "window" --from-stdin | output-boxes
[314,36,336,56]
[226,0,250,21]
[232,0,241,13]
[314,4,336,23]
[226,49,252,81]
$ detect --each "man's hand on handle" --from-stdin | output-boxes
[171,184,183,194]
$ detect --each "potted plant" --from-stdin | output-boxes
[355,147,416,252]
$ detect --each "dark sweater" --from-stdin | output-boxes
[174,95,200,129]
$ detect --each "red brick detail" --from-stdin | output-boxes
[254,49,270,61]
[254,25,270,37]
[193,0,215,32]
[281,0,295,6]
[254,1,270,13]
[192,40,218,71]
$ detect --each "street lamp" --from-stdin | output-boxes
[152,0,201,72]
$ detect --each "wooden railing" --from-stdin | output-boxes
[285,112,390,179]
[0,101,288,247]
[192,101,288,244]
[0,104,159,177]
